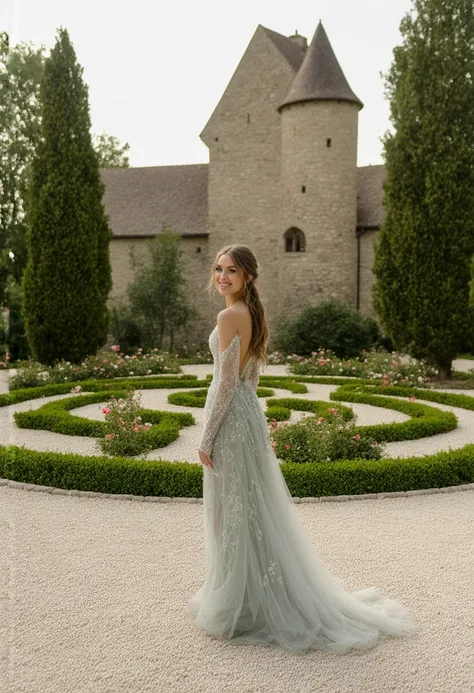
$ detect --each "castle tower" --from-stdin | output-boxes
[278,21,363,315]
[200,26,307,328]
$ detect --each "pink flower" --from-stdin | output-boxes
[105,434,115,440]
[103,359,108,364]
[133,425,140,432]
[102,407,111,415]
[409,396,416,402]
[354,434,361,441]
[285,444,290,449]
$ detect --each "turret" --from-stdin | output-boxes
[278,21,363,311]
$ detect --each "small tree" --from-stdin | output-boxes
[22,27,112,365]
[373,0,474,379]
[127,227,199,351]
[92,133,130,168]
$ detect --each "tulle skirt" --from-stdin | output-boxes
[186,380,419,654]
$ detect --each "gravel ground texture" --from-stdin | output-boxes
[1,483,473,693]
[1,359,473,693]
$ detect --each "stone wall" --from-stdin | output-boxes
[279,99,360,319]
[201,26,297,333]
[108,235,213,346]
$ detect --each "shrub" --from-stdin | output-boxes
[97,391,154,457]
[269,407,384,464]
[107,300,143,354]
[272,300,382,358]
[289,347,436,387]
[265,406,291,422]
[10,344,180,389]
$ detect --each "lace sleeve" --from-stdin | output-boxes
[246,359,260,392]
[198,334,240,456]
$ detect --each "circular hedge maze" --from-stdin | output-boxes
[1,372,473,498]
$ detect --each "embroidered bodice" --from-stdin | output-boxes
[198,326,260,455]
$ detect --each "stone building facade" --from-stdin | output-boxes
[101,22,386,345]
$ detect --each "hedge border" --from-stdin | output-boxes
[2,375,474,497]
[265,395,457,442]
[13,390,194,450]
[0,443,473,499]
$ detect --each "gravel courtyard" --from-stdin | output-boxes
[1,362,473,693]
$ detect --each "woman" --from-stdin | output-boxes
[186,244,418,654]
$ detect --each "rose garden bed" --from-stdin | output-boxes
[1,373,473,497]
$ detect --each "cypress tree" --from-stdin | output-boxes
[22,27,112,365]
[373,0,474,378]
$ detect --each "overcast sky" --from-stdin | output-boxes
[4,0,413,168]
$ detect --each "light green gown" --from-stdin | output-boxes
[186,326,419,654]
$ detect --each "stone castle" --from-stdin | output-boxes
[101,21,386,343]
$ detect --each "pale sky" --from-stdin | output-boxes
[4,0,413,168]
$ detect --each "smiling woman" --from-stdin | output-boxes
[187,244,420,654]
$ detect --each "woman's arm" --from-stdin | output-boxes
[198,310,241,457]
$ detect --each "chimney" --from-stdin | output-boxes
[289,30,307,50]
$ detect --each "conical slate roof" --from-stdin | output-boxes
[279,21,363,111]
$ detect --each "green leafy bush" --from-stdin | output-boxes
[10,345,180,389]
[107,301,143,354]
[269,407,384,464]
[290,347,436,387]
[97,391,154,457]
[1,443,472,498]
[265,406,291,422]
[272,300,382,358]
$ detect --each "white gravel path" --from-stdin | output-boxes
[1,483,473,693]
[1,361,474,692]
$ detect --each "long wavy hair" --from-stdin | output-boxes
[206,245,270,366]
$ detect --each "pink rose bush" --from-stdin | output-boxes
[268,407,384,464]
[97,390,154,457]
[287,348,436,387]
[10,345,182,390]
[10,340,216,390]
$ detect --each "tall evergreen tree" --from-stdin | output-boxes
[22,27,112,365]
[373,0,474,378]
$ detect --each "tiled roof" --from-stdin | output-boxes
[101,163,386,237]
[357,165,386,228]
[100,164,208,237]
[279,21,363,111]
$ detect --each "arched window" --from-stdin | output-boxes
[284,227,306,252]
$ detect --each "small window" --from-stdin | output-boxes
[284,227,306,253]
[301,185,306,193]
[247,113,250,124]
[215,137,219,142]
[326,138,332,147]
[196,246,201,253]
